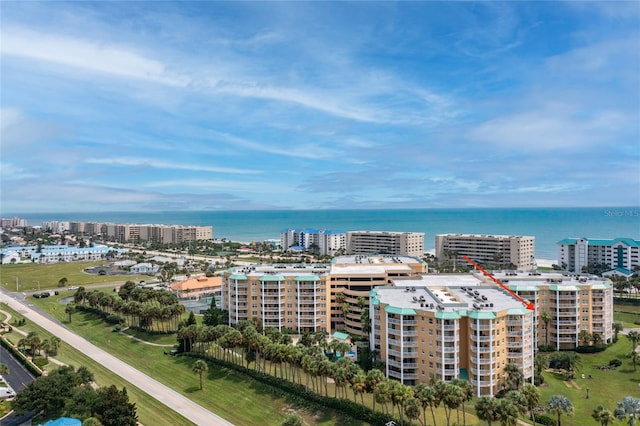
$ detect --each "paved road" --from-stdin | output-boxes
[0,292,233,426]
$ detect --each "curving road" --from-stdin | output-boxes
[0,291,233,426]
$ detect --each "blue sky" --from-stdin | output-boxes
[1,1,639,213]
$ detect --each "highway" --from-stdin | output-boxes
[0,291,233,426]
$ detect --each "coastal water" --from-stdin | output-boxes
[14,207,639,260]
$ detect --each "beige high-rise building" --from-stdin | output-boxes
[435,234,535,270]
[371,284,534,396]
[347,231,424,257]
[329,255,427,336]
[223,264,332,333]
[487,271,614,350]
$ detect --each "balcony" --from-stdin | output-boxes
[387,359,418,368]
[438,324,458,331]
[389,370,418,380]
[437,333,459,342]
[470,367,492,375]
[438,344,458,353]
[387,318,417,326]
[471,335,493,342]
[507,320,523,326]
[470,323,493,331]
[470,346,492,353]
[388,349,418,358]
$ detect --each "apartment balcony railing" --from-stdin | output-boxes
[471,335,493,342]
[470,323,493,331]
[387,359,418,368]
[389,370,418,380]
[387,349,418,358]
[470,346,492,354]
[387,318,417,326]
[438,324,458,331]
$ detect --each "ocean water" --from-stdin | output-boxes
[14,207,639,260]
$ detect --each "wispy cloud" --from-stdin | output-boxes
[85,157,259,175]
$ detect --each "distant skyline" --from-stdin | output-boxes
[1,2,639,213]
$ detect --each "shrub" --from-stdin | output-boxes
[575,344,607,354]
[534,414,556,426]
[609,359,622,367]
[538,345,555,352]
[105,315,123,325]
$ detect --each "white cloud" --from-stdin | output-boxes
[1,27,188,86]
[85,157,259,174]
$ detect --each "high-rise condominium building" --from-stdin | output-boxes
[223,264,332,333]
[371,284,534,396]
[435,234,535,270]
[557,237,640,274]
[488,271,614,350]
[347,231,424,257]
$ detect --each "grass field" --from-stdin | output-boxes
[0,303,195,426]
[536,339,640,425]
[27,293,370,426]
[0,261,147,292]
[614,302,640,328]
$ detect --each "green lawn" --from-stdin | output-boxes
[537,340,640,425]
[0,261,147,291]
[0,303,194,426]
[614,302,640,328]
[27,294,368,425]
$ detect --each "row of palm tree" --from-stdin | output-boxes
[73,287,186,333]
[178,321,547,426]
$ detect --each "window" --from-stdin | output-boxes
[429,362,434,368]
[582,308,589,313]
[429,329,433,335]
[429,351,434,358]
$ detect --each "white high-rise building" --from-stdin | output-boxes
[347,231,424,257]
[557,237,640,274]
[435,234,535,270]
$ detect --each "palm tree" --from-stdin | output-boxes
[592,405,616,426]
[25,331,41,358]
[613,323,624,342]
[414,382,438,426]
[191,359,208,390]
[65,302,76,323]
[614,397,640,426]
[365,368,385,412]
[374,379,393,415]
[442,383,464,426]
[503,363,524,391]
[521,383,541,426]
[452,378,474,425]
[350,371,367,406]
[496,398,519,426]
[547,395,574,426]
[476,396,500,426]
[404,397,422,426]
[627,331,640,352]
[541,311,553,346]
[390,382,414,425]
[579,330,593,347]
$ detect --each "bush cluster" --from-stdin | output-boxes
[534,413,556,426]
[575,344,607,353]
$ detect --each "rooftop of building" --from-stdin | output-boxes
[480,271,612,289]
[372,284,531,318]
[348,230,425,236]
[436,233,534,239]
[333,254,423,265]
[171,275,222,292]
[228,263,331,278]
[557,237,640,247]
